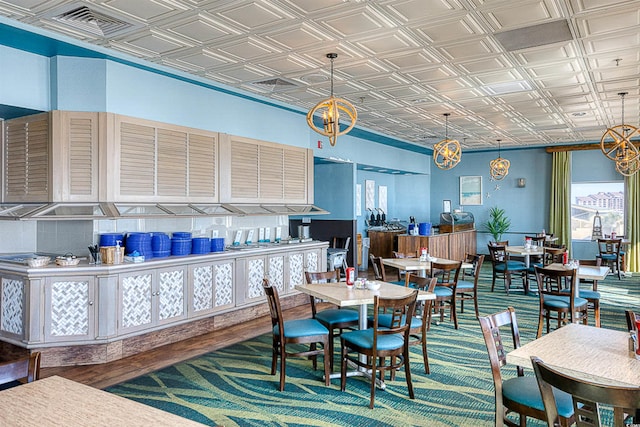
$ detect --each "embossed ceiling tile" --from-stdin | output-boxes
[456,56,512,74]
[536,74,586,88]
[282,0,349,14]
[438,38,498,61]
[256,54,315,74]
[471,70,524,86]
[103,0,178,21]
[527,59,584,78]
[118,30,187,55]
[359,74,413,91]
[543,84,591,97]
[379,85,426,99]
[165,15,234,43]
[598,78,640,94]
[414,15,485,44]
[424,78,471,92]
[212,1,292,30]
[575,7,640,37]
[214,65,272,83]
[479,0,562,32]
[583,31,639,54]
[336,60,390,79]
[405,66,457,82]
[594,65,640,82]
[437,87,484,101]
[174,50,231,69]
[380,50,439,70]
[385,0,463,22]
[586,47,639,69]
[514,42,576,65]
[354,30,419,56]
[216,36,279,60]
[263,23,327,49]
[321,9,388,38]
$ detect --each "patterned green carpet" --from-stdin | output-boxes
[107,267,640,427]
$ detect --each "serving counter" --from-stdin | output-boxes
[0,241,327,367]
[396,230,477,260]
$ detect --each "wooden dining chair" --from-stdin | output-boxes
[478,308,575,427]
[598,238,623,279]
[569,258,603,327]
[305,269,359,371]
[371,255,405,286]
[455,254,484,318]
[340,290,418,408]
[487,244,528,295]
[532,356,640,427]
[428,260,462,329]
[262,279,331,391]
[0,352,41,390]
[534,266,588,338]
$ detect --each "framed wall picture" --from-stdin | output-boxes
[460,176,483,205]
[443,200,451,213]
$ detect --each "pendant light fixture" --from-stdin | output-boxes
[489,139,510,180]
[433,113,461,170]
[306,53,357,146]
[601,92,640,176]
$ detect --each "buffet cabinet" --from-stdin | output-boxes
[0,241,327,366]
[396,230,477,261]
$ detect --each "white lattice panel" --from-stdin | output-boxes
[306,251,319,272]
[247,258,265,299]
[121,274,152,329]
[289,253,304,290]
[215,262,233,307]
[192,265,213,312]
[1,278,24,335]
[159,269,184,320]
[268,255,284,292]
[50,281,89,336]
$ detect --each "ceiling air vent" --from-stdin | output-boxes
[51,6,136,37]
[495,20,573,52]
[250,78,299,92]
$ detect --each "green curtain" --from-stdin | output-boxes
[625,172,639,272]
[549,152,571,253]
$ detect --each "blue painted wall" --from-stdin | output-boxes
[0,45,49,110]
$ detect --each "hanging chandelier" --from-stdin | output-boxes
[306,53,357,146]
[433,113,461,170]
[489,139,510,180]
[600,92,640,176]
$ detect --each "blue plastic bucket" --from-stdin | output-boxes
[99,233,124,247]
[151,233,171,252]
[171,238,191,256]
[172,232,192,239]
[418,222,431,236]
[126,232,153,259]
[191,237,211,254]
[211,238,225,252]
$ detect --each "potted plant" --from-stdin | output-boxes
[484,206,511,243]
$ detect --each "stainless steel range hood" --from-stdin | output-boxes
[0,202,328,220]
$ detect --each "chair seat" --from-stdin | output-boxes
[456,280,474,290]
[341,328,404,351]
[275,318,329,338]
[543,295,588,309]
[315,308,359,326]
[503,376,574,418]
[600,254,618,261]
[388,280,406,287]
[434,286,453,297]
[559,289,601,300]
[527,262,544,273]
[495,261,528,272]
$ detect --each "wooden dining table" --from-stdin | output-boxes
[381,257,473,277]
[0,375,209,426]
[506,245,544,268]
[544,262,610,282]
[507,323,640,387]
[295,280,435,385]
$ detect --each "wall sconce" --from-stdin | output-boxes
[517,178,526,188]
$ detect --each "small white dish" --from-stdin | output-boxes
[366,280,381,291]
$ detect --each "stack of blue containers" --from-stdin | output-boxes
[171,232,192,256]
[191,237,211,254]
[99,233,124,247]
[151,233,171,258]
[126,232,153,259]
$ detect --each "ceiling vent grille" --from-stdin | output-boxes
[52,6,135,37]
[495,20,573,52]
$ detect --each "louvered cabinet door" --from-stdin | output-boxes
[188,132,218,201]
[283,147,309,203]
[226,136,260,202]
[3,113,50,202]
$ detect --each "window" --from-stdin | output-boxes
[571,182,624,240]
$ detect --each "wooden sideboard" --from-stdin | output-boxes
[397,230,477,261]
[368,230,405,259]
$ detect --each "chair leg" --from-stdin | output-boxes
[322,338,331,386]
[369,356,377,409]
[451,296,458,329]
[422,330,430,374]
[491,273,496,292]
[340,342,348,392]
[404,348,415,400]
[271,337,278,375]
[536,309,544,338]
[473,292,479,318]
[593,299,601,327]
[327,330,335,372]
[279,345,286,391]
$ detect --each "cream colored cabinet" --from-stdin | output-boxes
[107,114,219,203]
[3,111,100,202]
[118,266,187,334]
[287,248,322,292]
[219,134,312,204]
[242,253,286,303]
[0,274,26,341]
[189,259,235,317]
[44,276,96,342]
